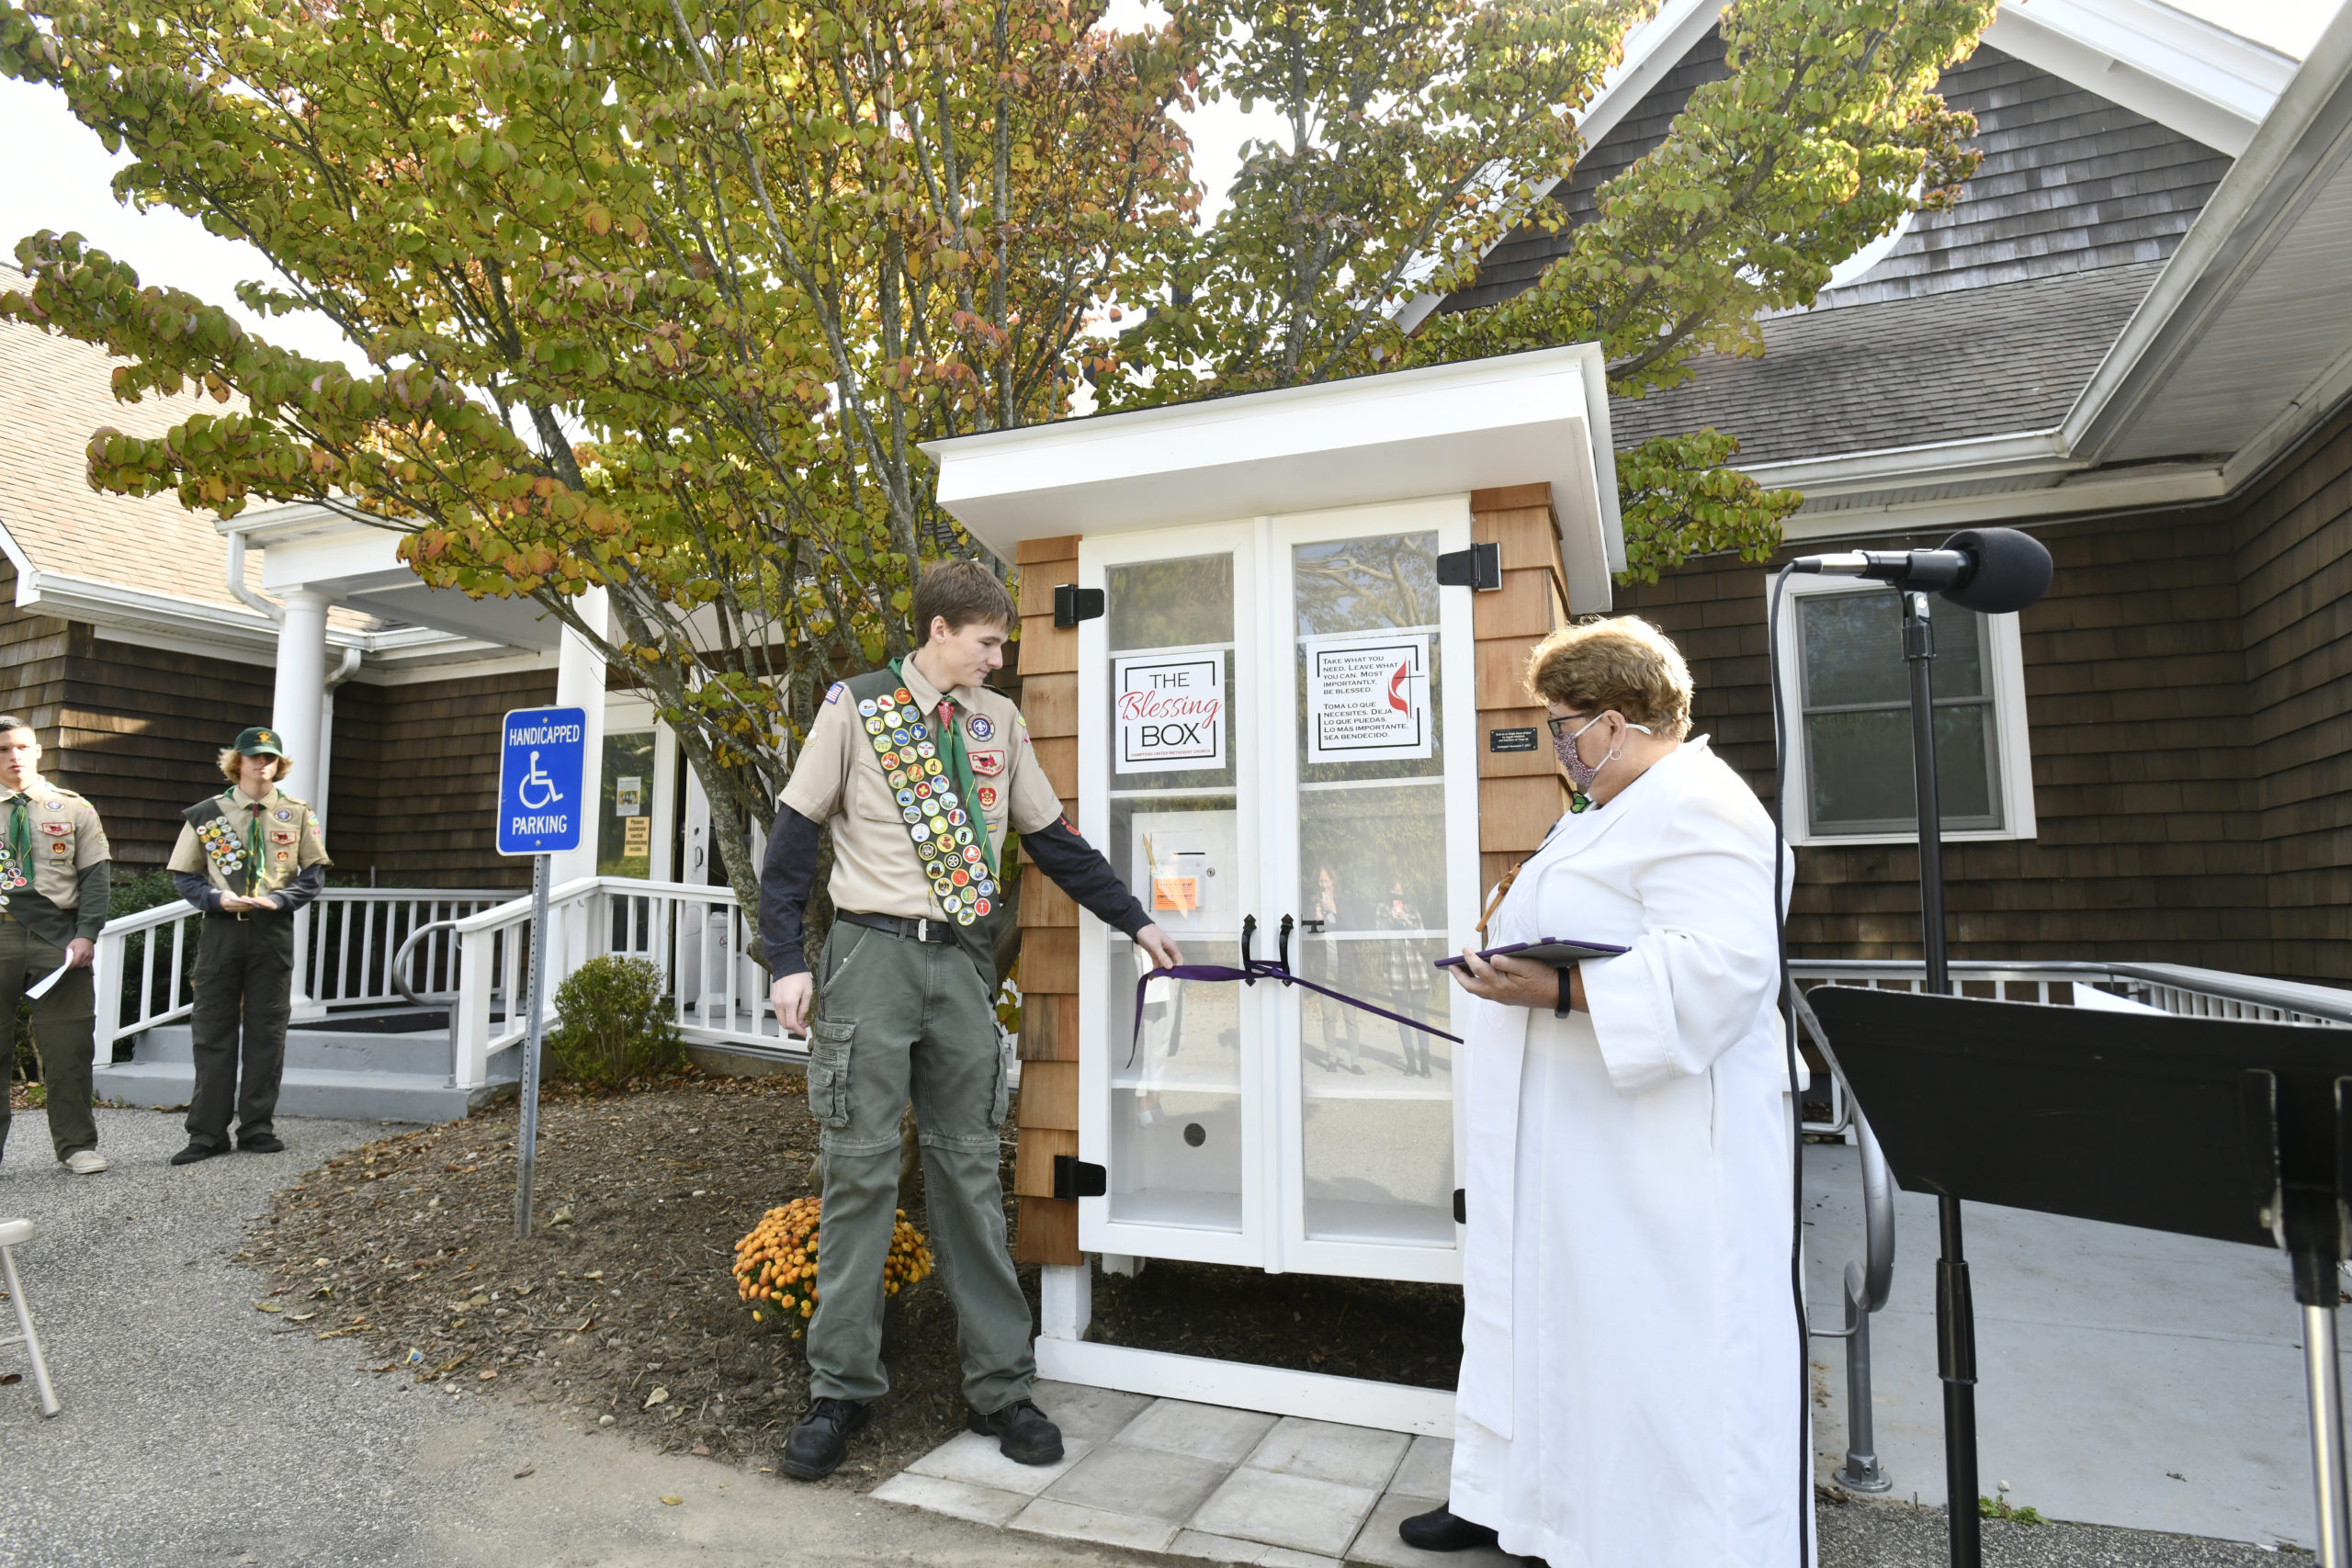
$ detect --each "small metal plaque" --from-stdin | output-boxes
[1489,727,1540,753]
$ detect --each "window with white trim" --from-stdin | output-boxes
[1770,575,2036,845]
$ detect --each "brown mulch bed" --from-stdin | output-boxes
[238,1068,1017,1486]
[239,1066,1464,1488]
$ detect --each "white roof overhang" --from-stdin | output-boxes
[922,344,1626,612]
[1985,0,2293,158]
[224,503,565,654]
[1733,2,2352,542]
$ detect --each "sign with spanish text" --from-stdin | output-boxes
[1306,634,1430,764]
[1114,651,1227,773]
[496,705,588,855]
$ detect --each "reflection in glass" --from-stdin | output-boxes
[1103,554,1243,1233]
[1291,532,1454,1248]
[1799,590,2000,834]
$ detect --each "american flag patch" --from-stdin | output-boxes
[825,682,845,705]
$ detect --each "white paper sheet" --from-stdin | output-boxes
[24,957,73,1000]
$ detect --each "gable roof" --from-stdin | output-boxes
[0,265,259,617]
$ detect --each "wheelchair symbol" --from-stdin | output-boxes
[517,750,564,811]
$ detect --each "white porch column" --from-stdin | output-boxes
[270,589,330,807]
[548,587,608,888]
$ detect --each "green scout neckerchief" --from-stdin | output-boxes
[1,793,30,892]
[182,794,254,892]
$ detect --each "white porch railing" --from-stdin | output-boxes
[1790,959,2352,1135]
[89,887,509,1065]
[448,875,806,1091]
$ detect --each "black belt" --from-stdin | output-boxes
[839,910,956,945]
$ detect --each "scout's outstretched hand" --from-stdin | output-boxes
[1136,924,1183,972]
[772,973,814,1036]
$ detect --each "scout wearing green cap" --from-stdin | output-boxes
[0,714,114,1176]
[164,728,330,1165]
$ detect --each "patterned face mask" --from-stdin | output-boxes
[1553,714,1652,811]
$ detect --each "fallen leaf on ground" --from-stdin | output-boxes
[643,1386,670,1408]
[0,1373,19,1386]
[287,1312,317,1324]
[479,1370,499,1381]
[514,1468,535,1480]
[659,1495,682,1506]
[254,1303,282,1314]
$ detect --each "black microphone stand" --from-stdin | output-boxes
[1903,590,1981,1568]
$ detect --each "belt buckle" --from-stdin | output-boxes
[914,917,935,943]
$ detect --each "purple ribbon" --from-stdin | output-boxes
[1130,960,1464,1067]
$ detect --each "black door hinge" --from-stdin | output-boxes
[1053,584,1105,627]
[1435,543,1501,592]
[1054,1155,1108,1201]
[1453,1187,1467,1225]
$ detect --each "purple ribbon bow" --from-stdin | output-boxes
[1130,959,1464,1067]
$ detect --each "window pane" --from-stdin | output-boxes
[1107,556,1234,653]
[1932,608,1985,699]
[1293,536,1439,637]
[1801,592,1906,707]
[597,730,656,877]
[1807,704,2000,831]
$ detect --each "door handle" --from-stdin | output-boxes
[1240,914,1258,984]
[1276,915,1295,983]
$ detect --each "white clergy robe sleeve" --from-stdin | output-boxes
[1577,784,1787,1096]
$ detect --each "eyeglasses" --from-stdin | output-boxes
[1546,712,1653,740]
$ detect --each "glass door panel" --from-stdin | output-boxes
[1271,507,1475,1276]
[1091,543,1254,1244]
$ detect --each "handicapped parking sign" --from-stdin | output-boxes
[496,705,589,856]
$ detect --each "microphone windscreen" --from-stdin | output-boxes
[1941,528,2052,615]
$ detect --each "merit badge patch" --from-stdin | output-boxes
[893,687,912,705]
[967,714,994,740]
[857,698,877,716]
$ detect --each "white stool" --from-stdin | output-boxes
[0,1217,60,1417]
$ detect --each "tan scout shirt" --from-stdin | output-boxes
[0,777,112,944]
[780,658,1062,922]
[166,787,332,895]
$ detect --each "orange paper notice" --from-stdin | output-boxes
[1153,875,1199,913]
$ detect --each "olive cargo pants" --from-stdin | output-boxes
[185,910,295,1152]
[805,919,1028,1413]
[0,915,98,1160]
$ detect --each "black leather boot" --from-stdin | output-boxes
[966,1397,1064,1465]
[777,1397,869,1481]
[1398,1504,1500,1551]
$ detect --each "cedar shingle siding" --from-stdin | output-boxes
[1618,400,2352,987]
[328,669,556,889]
[1440,37,2231,320]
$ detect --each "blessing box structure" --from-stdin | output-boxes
[922,345,1624,1433]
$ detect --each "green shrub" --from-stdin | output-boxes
[546,955,683,1089]
[108,864,184,920]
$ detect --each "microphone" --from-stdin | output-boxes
[1791,526,2052,615]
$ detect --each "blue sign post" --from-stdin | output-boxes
[497,706,588,1239]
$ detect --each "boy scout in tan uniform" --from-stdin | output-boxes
[0,716,113,1175]
[759,561,1183,1482]
[164,727,330,1164]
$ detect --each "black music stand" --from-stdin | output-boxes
[1807,987,2352,1566]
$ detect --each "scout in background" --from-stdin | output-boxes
[760,560,1184,1483]
[164,728,330,1166]
[0,715,113,1175]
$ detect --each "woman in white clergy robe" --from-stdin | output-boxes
[1399,615,1807,1567]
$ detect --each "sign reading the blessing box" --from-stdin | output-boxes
[1306,633,1430,764]
[1114,651,1227,773]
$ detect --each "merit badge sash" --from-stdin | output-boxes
[842,667,1005,984]
[182,796,252,892]
[0,841,24,893]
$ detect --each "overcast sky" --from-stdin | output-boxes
[1,0,2339,377]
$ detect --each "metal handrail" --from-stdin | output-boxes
[392,918,464,1009]
[1791,958,2352,1027]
